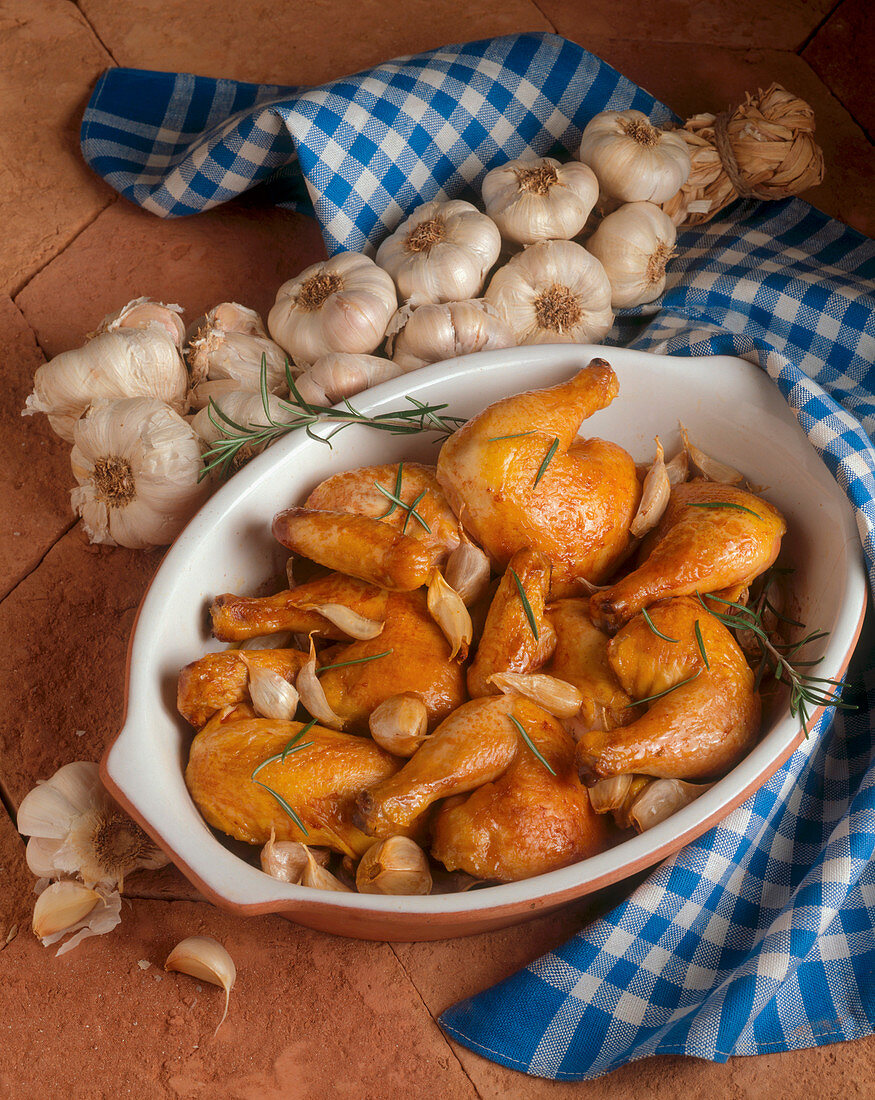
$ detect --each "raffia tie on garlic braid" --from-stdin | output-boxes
[662,84,825,227]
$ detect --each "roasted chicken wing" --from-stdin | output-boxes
[178,648,310,728]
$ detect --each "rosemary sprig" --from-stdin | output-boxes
[688,501,762,519]
[376,463,405,519]
[509,567,539,640]
[402,489,429,535]
[533,436,560,488]
[642,608,678,643]
[317,649,394,675]
[373,481,431,532]
[626,670,702,708]
[200,356,467,480]
[487,431,537,441]
[694,620,710,669]
[508,714,556,776]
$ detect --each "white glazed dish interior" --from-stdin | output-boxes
[103,344,867,921]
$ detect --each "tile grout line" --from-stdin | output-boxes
[796,0,846,55]
[70,0,121,68]
[389,943,486,1100]
[793,51,875,148]
[0,518,79,608]
[525,0,559,34]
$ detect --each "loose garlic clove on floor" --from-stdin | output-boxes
[165,936,236,1035]
[32,881,100,939]
[356,837,433,895]
[369,693,429,757]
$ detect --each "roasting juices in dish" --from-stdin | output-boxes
[179,358,830,895]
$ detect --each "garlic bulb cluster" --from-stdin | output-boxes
[481,157,598,244]
[187,304,289,408]
[295,353,404,405]
[485,240,613,345]
[375,200,501,306]
[70,397,209,549]
[24,325,189,444]
[268,252,397,365]
[388,300,514,372]
[587,201,677,308]
[578,110,691,204]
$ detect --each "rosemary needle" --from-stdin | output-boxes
[372,483,431,532]
[508,714,556,776]
[509,567,539,640]
[376,463,405,519]
[252,781,309,835]
[626,669,702,707]
[317,649,394,675]
[533,437,560,488]
[641,608,678,643]
[694,620,710,669]
[688,501,762,519]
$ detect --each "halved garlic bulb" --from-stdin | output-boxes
[93,297,186,346]
[578,110,691,204]
[485,240,613,345]
[387,299,515,373]
[481,157,599,244]
[70,397,209,550]
[268,253,397,366]
[375,200,501,306]
[586,202,677,308]
[294,353,403,405]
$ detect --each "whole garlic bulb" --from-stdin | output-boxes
[586,201,677,308]
[186,325,289,408]
[93,297,186,346]
[481,157,599,245]
[268,253,397,366]
[578,110,691,204]
[294,353,404,405]
[375,200,501,306]
[190,389,298,450]
[484,240,614,345]
[23,327,190,444]
[387,300,515,373]
[70,396,209,549]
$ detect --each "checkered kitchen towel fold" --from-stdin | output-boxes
[81,33,875,1080]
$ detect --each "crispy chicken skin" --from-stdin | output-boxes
[436,360,640,595]
[178,648,310,729]
[186,717,400,856]
[431,706,615,881]
[590,480,786,631]
[577,597,761,781]
[466,548,556,698]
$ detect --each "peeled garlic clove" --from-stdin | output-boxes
[427,572,472,661]
[369,693,429,757]
[260,829,329,883]
[239,630,294,651]
[387,300,515,373]
[444,535,492,607]
[165,936,236,1034]
[578,110,691,204]
[489,672,583,718]
[587,774,634,814]
[680,423,743,484]
[303,603,384,640]
[586,201,677,308]
[629,779,713,832]
[240,655,299,721]
[302,847,351,892]
[665,448,689,485]
[482,157,599,245]
[631,436,671,538]
[94,297,186,346]
[297,353,404,404]
[32,881,100,939]
[356,837,433,895]
[296,637,344,729]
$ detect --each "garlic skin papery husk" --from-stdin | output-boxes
[70,397,210,550]
[294,353,404,405]
[93,297,186,346]
[586,202,677,308]
[578,110,691,204]
[17,761,169,890]
[375,200,501,306]
[268,252,397,366]
[186,327,289,407]
[356,837,433,895]
[190,389,298,451]
[484,240,614,345]
[32,880,122,957]
[387,300,515,373]
[481,157,599,245]
[23,327,190,444]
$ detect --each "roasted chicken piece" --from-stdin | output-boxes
[186,716,399,856]
[577,597,761,781]
[436,359,640,595]
[590,480,786,631]
[431,705,616,881]
[543,598,634,732]
[178,648,309,728]
[466,549,556,697]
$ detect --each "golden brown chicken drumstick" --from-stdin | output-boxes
[436,359,641,596]
[577,597,760,782]
[186,716,400,856]
[590,480,786,632]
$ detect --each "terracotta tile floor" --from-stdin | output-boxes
[1,1,873,1095]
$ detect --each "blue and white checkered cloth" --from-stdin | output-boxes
[81,33,875,1081]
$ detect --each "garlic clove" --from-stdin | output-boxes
[356,837,433,895]
[260,829,329,883]
[240,655,299,721]
[187,377,246,412]
[679,423,743,484]
[296,637,344,729]
[302,847,352,892]
[664,448,689,486]
[17,761,104,840]
[239,630,294,651]
[489,672,583,718]
[32,881,100,939]
[297,353,404,404]
[302,603,384,640]
[368,693,430,757]
[629,779,714,832]
[209,302,268,337]
[587,774,634,814]
[427,571,473,662]
[443,534,492,607]
[630,436,671,538]
[387,299,515,373]
[186,327,289,395]
[165,936,236,1035]
[94,297,186,347]
[190,389,299,451]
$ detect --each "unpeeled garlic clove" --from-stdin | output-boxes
[443,535,492,607]
[356,837,433,895]
[32,881,100,939]
[427,572,472,661]
[260,829,329,883]
[489,672,583,718]
[664,448,689,485]
[239,631,294,651]
[679,423,743,484]
[296,637,344,729]
[630,436,671,538]
[295,353,404,405]
[302,847,352,892]
[587,774,634,814]
[240,655,299,721]
[93,297,186,347]
[165,936,236,1035]
[387,299,515,373]
[368,693,429,757]
[303,603,384,640]
[629,779,713,832]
